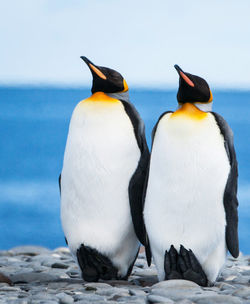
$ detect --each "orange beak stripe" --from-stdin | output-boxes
[89,63,107,80]
[180,71,195,87]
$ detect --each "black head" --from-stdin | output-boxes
[81,56,128,94]
[174,65,213,103]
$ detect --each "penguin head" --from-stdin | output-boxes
[174,65,213,104]
[81,56,128,94]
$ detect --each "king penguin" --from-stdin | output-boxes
[142,65,239,286]
[60,57,149,282]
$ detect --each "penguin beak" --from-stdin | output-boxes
[174,64,183,75]
[174,64,194,87]
[80,56,107,80]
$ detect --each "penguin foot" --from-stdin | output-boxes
[76,244,118,282]
[178,245,208,287]
[164,245,182,280]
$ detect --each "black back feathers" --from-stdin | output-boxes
[81,56,127,94]
[174,65,212,103]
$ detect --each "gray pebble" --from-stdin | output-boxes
[176,300,194,304]
[1,247,250,304]
[0,286,21,292]
[194,295,243,304]
[114,295,146,303]
[217,282,237,291]
[56,292,74,304]
[152,279,201,289]
[148,294,174,303]
[96,286,129,296]
[51,262,69,269]
[73,293,105,302]
[129,288,147,296]
[10,271,61,283]
[232,275,250,284]
[84,282,112,289]
[32,301,59,304]
[233,287,250,299]
[9,246,51,256]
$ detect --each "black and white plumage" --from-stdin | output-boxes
[143,65,239,286]
[60,57,149,282]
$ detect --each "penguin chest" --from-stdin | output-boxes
[144,113,230,256]
[61,100,140,252]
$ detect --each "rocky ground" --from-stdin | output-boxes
[0,246,249,304]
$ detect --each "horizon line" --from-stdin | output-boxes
[0,82,250,92]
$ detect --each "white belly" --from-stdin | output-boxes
[61,99,140,274]
[144,113,230,280]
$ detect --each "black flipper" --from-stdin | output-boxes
[123,248,140,280]
[211,112,239,258]
[58,174,61,195]
[145,234,152,267]
[120,100,150,245]
[76,244,118,282]
[179,245,208,287]
[164,245,182,280]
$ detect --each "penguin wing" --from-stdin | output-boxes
[143,111,174,266]
[58,174,61,195]
[211,112,239,258]
[120,100,150,245]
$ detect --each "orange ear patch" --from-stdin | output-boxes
[180,71,195,87]
[122,79,129,92]
[89,63,107,80]
[208,90,213,102]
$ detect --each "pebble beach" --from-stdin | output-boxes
[0,246,249,304]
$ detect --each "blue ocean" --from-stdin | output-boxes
[0,87,249,253]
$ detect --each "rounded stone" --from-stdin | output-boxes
[233,287,250,299]
[51,262,69,269]
[194,295,243,304]
[56,292,74,304]
[84,282,112,289]
[10,272,61,283]
[152,279,201,289]
[9,246,51,256]
[129,288,147,296]
[148,294,174,303]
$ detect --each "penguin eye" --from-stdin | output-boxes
[180,71,195,87]
[89,64,107,80]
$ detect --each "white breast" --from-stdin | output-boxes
[144,113,230,278]
[61,99,140,274]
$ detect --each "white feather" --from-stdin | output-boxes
[61,98,140,277]
[144,113,230,283]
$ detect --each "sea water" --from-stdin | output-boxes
[0,87,249,253]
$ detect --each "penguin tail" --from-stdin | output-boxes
[76,244,118,282]
[164,245,208,287]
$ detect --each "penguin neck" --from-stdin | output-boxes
[106,91,130,103]
[177,102,213,112]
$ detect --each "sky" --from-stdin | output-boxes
[0,0,250,88]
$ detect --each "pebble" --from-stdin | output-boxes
[0,246,249,303]
[194,295,243,304]
[148,294,175,303]
[56,292,74,304]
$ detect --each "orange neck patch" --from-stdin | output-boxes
[171,103,208,120]
[84,92,119,103]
